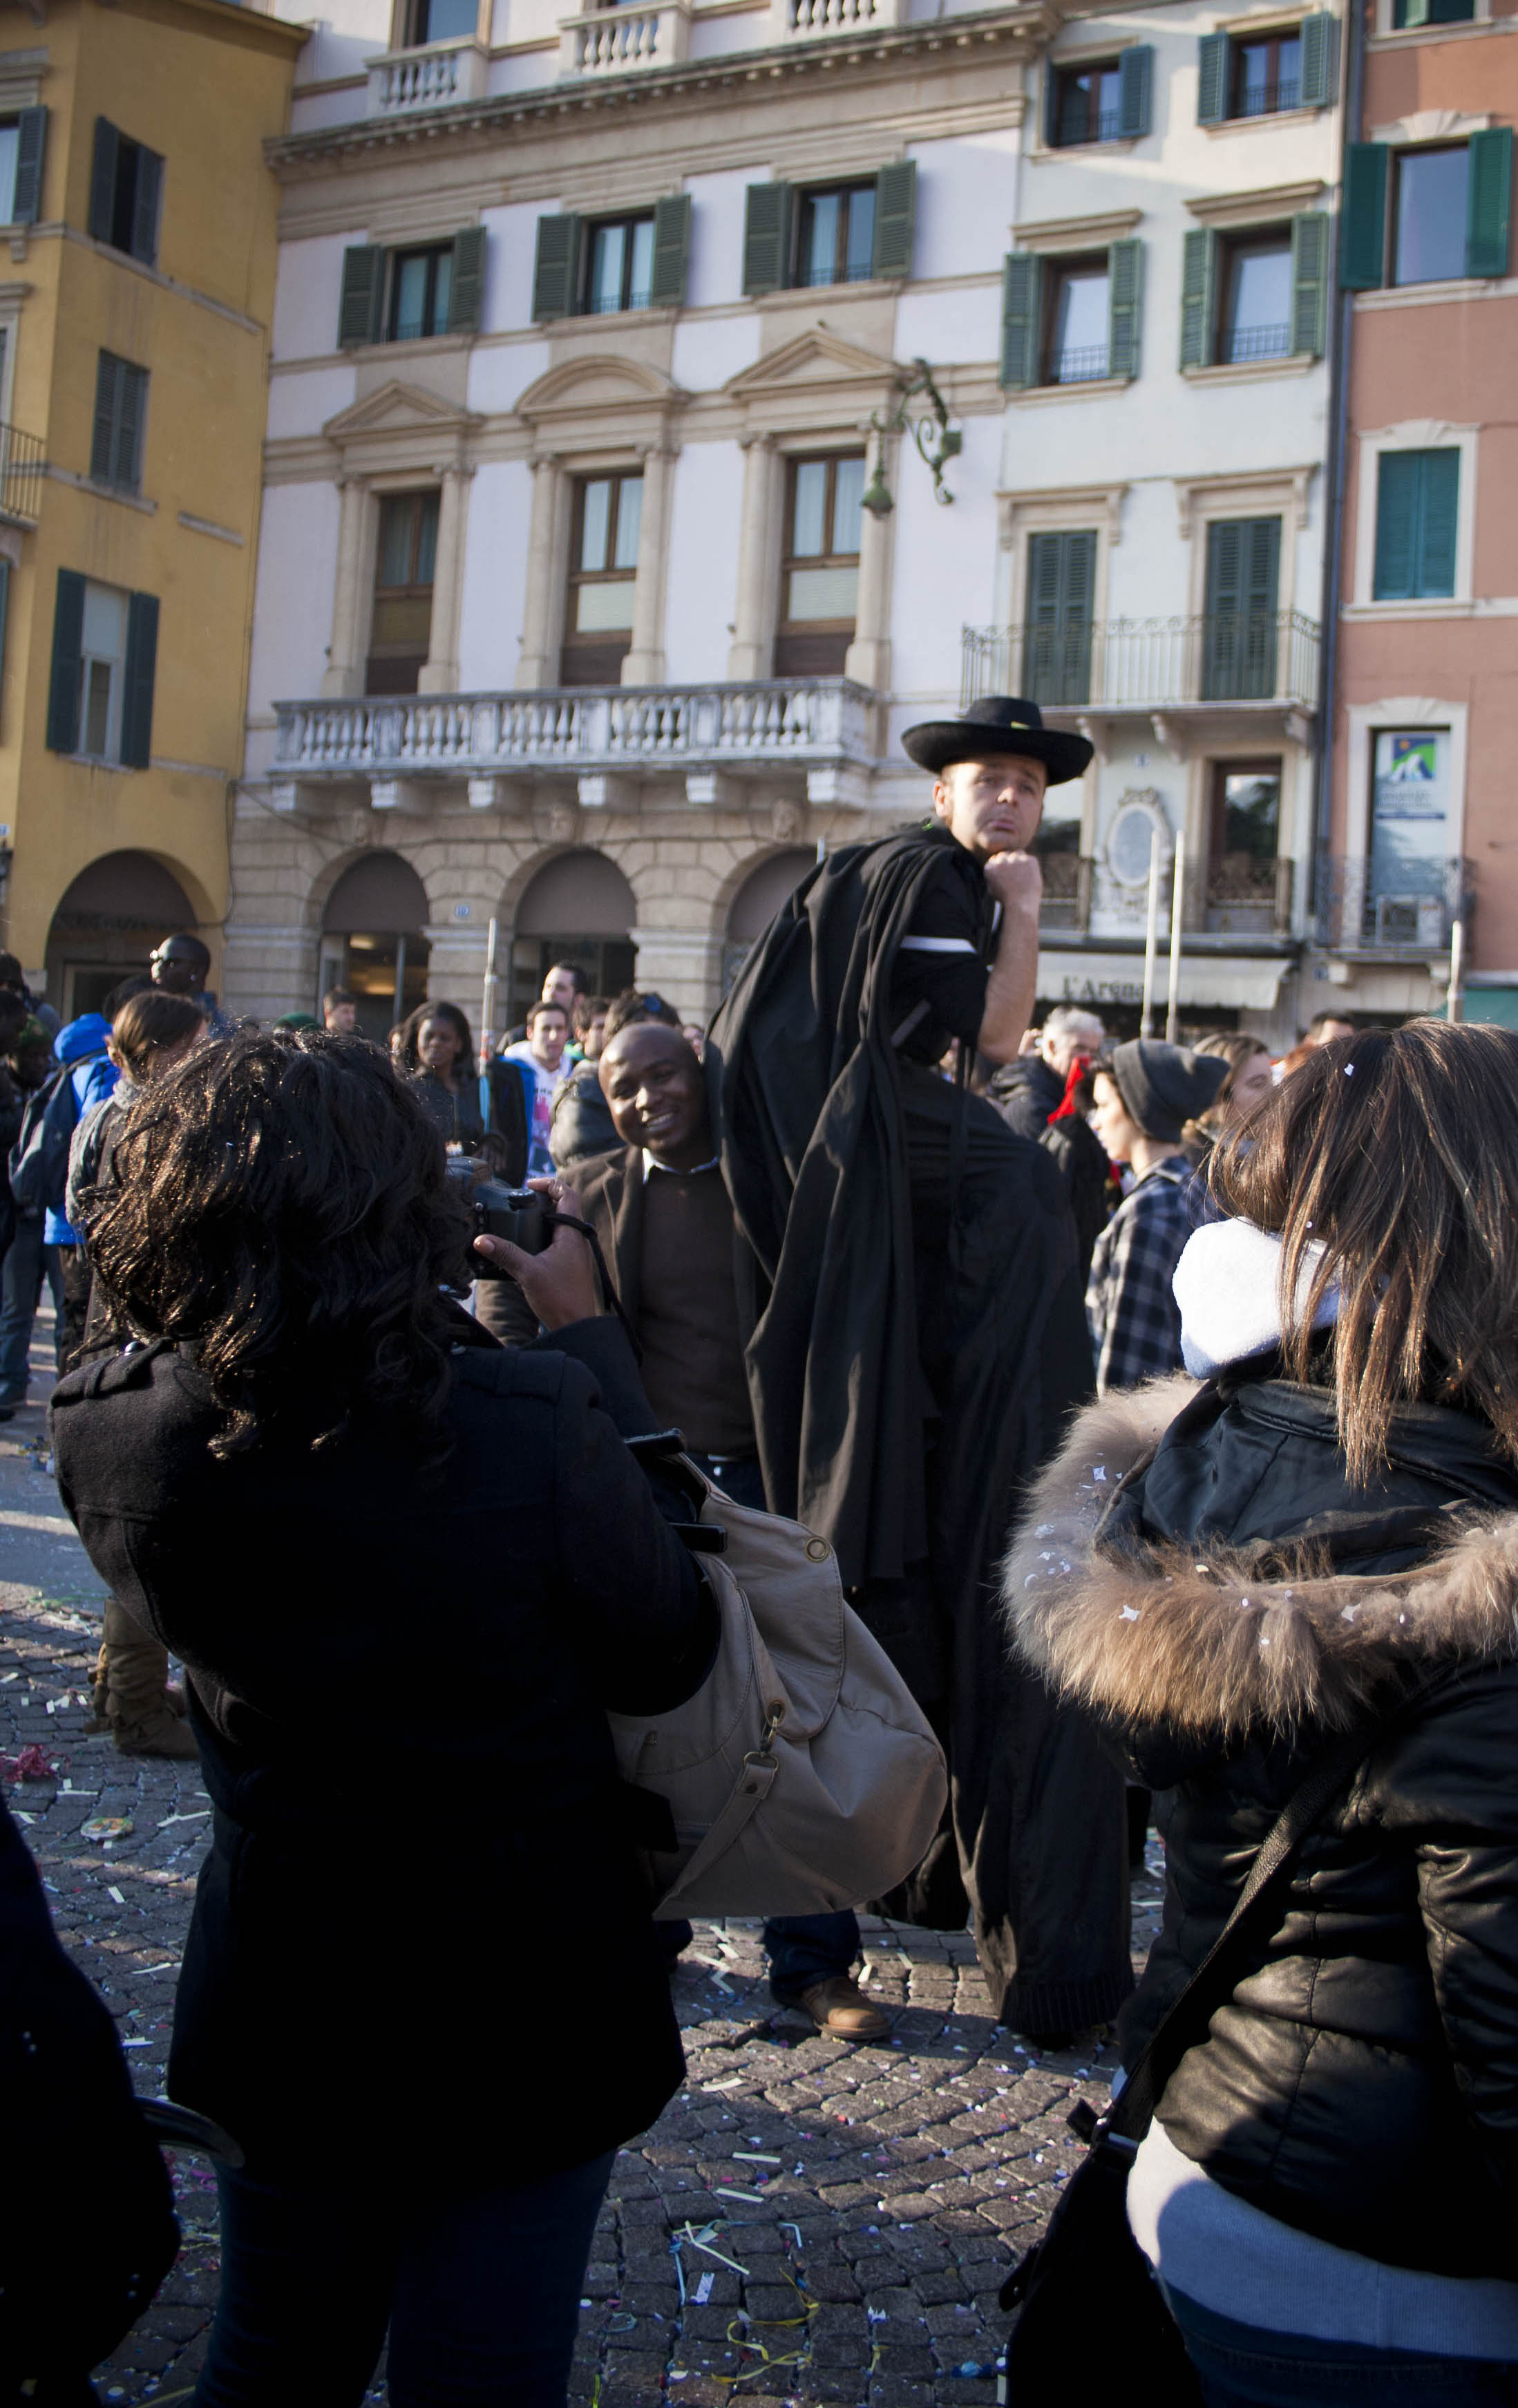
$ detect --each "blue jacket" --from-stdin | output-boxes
[44,1015,117,1246]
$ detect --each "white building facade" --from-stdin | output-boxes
[235,0,1345,1046]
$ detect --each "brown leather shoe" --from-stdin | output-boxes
[790,1975,891,2040]
[113,1706,200,1762]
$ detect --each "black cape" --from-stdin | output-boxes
[708,827,1131,2033]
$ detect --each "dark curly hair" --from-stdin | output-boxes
[396,999,474,1076]
[84,1028,473,1460]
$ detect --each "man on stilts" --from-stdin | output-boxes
[708,697,1132,2045]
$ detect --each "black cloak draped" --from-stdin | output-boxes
[707,827,1132,2035]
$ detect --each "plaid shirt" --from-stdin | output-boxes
[1085,1158,1197,1395]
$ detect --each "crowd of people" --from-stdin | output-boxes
[5,699,1517,2405]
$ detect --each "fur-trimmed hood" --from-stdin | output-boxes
[1003,1376,1518,1742]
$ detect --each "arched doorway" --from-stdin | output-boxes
[45,852,199,1020]
[723,848,815,991]
[510,850,636,1028]
[320,852,431,1043]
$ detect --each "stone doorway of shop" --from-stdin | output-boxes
[319,853,433,1046]
[46,852,202,1025]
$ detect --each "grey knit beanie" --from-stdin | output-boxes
[1108,1039,1228,1145]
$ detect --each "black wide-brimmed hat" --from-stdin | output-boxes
[901,695,1094,786]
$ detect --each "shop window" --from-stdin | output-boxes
[583,216,655,315]
[1043,256,1110,384]
[87,119,162,267]
[1217,231,1293,363]
[1372,448,1459,600]
[91,352,148,493]
[367,491,439,695]
[560,472,642,686]
[775,453,864,678]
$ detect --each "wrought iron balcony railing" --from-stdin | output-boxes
[274,676,878,777]
[0,422,44,526]
[961,612,1320,713]
[1314,856,1471,955]
[1205,854,1295,936]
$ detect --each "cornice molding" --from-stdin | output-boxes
[1184,179,1326,227]
[1011,207,1141,252]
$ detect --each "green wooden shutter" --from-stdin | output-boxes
[1205,518,1279,697]
[1042,63,1060,149]
[1197,31,1230,125]
[88,118,117,244]
[1117,46,1152,138]
[872,160,917,280]
[1024,529,1096,704]
[1290,211,1329,357]
[13,107,46,225]
[1107,237,1144,379]
[1179,227,1216,368]
[1298,12,1338,108]
[1373,453,1418,599]
[1419,447,1459,594]
[131,145,162,267]
[120,592,159,771]
[1465,126,1512,279]
[998,252,1041,389]
[46,570,85,755]
[447,225,486,332]
[1341,144,1388,290]
[649,193,691,308]
[531,214,580,321]
[741,182,792,297]
[116,362,146,491]
[337,245,384,347]
[90,354,120,485]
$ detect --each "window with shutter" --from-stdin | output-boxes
[1290,211,1329,357]
[120,593,159,772]
[871,161,916,281]
[1107,238,1144,379]
[580,216,656,315]
[90,353,149,493]
[337,247,384,348]
[1024,530,1096,705]
[1179,227,1216,369]
[532,214,582,322]
[1394,144,1470,285]
[793,183,877,288]
[1044,254,1112,383]
[1117,46,1153,139]
[999,252,1041,390]
[12,107,45,226]
[1204,517,1280,699]
[87,120,164,266]
[448,225,486,332]
[388,244,456,341]
[1373,448,1459,599]
[1298,14,1339,108]
[1342,144,1389,288]
[1465,126,1512,279]
[368,492,441,694]
[650,194,691,309]
[1048,59,1123,146]
[46,570,85,756]
[742,183,793,298]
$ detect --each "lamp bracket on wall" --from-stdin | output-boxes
[861,358,963,518]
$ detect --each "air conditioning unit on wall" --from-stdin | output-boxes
[1374,895,1444,947]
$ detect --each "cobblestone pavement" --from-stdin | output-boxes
[0,1350,1164,2408]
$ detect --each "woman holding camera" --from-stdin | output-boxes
[53,1030,716,2407]
[1005,1022,1518,2402]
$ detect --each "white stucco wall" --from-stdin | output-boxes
[663,439,746,682]
[457,462,535,690]
[246,480,343,718]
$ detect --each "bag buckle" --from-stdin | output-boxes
[743,1699,786,1774]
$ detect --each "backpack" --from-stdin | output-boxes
[8,1061,86,1216]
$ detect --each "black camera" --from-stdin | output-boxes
[462,1174,554,1272]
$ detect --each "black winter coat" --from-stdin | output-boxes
[51,1315,714,2185]
[1004,1362,1518,2279]
[987,1056,1112,1283]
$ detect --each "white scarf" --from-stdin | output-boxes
[1172,1217,1338,1380]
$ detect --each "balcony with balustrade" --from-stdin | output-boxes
[366,34,488,111]
[0,423,45,528]
[960,610,1320,757]
[268,677,882,815]
[1314,856,1470,959]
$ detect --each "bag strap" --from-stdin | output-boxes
[1107,1685,1439,2148]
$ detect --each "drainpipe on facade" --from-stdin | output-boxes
[1313,0,1367,920]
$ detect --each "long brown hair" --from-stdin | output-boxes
[1210,1020,1518,1480]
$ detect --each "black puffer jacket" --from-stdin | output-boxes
[1004,1361,1518,2279]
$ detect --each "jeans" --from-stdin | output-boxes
[0,1212,61,1400]
[193,2148,616,2407]
[686,1453,862,1997]
[1166,2291,1518,2407]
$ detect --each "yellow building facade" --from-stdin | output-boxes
[0,0,298,1015]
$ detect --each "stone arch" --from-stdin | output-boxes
[505,847,637,1032]
[319,849,436,1043]
[721,846,816,993]
[44,849,205,1022]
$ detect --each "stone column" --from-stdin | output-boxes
[622,442,676,687]
[844,434,896,694]
[516,453,567,689]
[417,464,473,695]
[727,434,779,683]
[321,476,370,699]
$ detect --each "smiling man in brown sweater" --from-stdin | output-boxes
[576,1021,889,2041]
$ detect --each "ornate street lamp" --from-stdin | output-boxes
[860,357,964,518]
